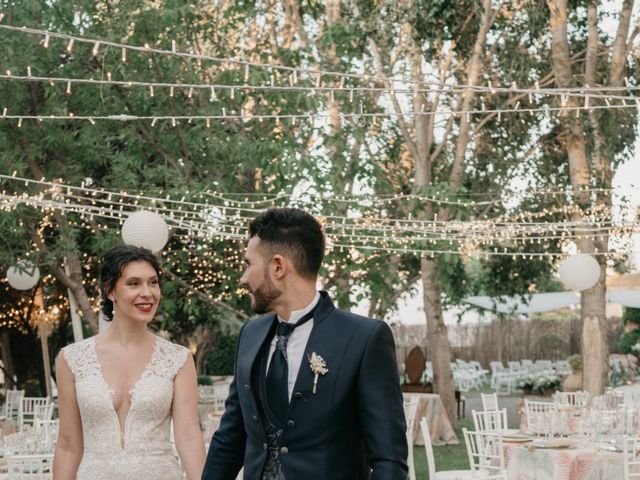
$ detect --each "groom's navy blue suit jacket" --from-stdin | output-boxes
[201,291,408,480]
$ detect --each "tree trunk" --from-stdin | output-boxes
[547,0,609,395]
[580,255,609,394]
[1,332,15,390]
[195,344,211,376]
[54,254,99,334]
[495,316,504,362]
[421,258,457,424]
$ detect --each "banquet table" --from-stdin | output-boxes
[403,392,459,446]
[504,441,624,480]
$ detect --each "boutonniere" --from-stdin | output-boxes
[308,352,329,394]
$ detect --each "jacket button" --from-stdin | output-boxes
[287,420,295,428]
[252,415,258,422]
[244,384,250,391]
[262,443,267,450]
[293,392,302,399]
[280,446,288,455]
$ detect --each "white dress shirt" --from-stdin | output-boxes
[266,291,320,401]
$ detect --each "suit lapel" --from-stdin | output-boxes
[239,315,274,397]
[290,292,336,401]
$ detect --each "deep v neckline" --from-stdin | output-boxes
[92,335,159,449]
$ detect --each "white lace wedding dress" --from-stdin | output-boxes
[62,335,190,480]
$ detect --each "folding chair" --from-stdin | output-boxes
[623,435,640,479]
[462,429,507,479]
[472,409,508,433]
[6,453,53,479]
[4,389,25,423]
[523,399,556,436]
[403,395,420,480]
[19,398,52,431]
[480,393,499,411]
[421,417,472,479]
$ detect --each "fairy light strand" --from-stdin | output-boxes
[1,73,639,103]
[0,100,637,125]
[0,24,639,97]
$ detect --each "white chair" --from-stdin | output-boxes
[6,453,53,479]
[623,435,640,479]
[553,391,589,408]
[472,409,508,433]
[19,398,52,431]
[4,389,25,423]
[490,362,514,395]
[33,404,54,425]
[463,429,507,479]
[403,395,420,480]
[524,399,556,436]
[198,385,227,414]
[480,393,499,411]
[34,419,59,453]
[420,417,472,479]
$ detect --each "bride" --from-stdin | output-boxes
[53,245,205,479]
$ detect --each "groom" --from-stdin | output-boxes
[202,207,407,480]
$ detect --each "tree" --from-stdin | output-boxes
[0,0,320,375]
[546,0,638,394]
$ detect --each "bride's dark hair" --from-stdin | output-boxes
[99,244,163,321]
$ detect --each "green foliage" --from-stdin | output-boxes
[1,0,638,393]
[197,374,213,386]
[623,308,640,327]
[24,378,43,397]
[620,329,640,355]
[567,354,582,372]
[205,334,237,376]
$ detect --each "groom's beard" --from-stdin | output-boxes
[249,270,281,314]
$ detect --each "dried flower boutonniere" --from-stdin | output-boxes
[308,352,329,394]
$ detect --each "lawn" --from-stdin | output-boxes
[413,419,473,479]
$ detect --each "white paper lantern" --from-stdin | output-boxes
[6,261,40,290]
[558,253,601,291]
[121,210,169,252]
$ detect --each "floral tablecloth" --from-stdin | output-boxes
[505,442,623,480]
[403,393,459,446]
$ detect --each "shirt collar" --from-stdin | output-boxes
[278,291,321,324]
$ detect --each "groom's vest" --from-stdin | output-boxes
[251,318,287,480]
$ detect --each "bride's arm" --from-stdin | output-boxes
[172,356,206,480]
[52,353,84,480]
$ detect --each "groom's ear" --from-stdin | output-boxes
[270,254,287,279]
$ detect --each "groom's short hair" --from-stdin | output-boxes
[249,207,325,278]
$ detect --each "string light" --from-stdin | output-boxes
[0,176,636,259]
[1,24,639,98]
[0,100,636,126]
[1,174,636,213]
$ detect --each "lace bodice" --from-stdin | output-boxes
[62,335,190,480]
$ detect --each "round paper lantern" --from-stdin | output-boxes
[6,261,40,290]
[121,210,169,252]
[558,253,601,291]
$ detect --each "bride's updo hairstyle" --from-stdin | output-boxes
[99,244,163,322]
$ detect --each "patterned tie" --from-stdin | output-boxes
[266,307,316,421]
